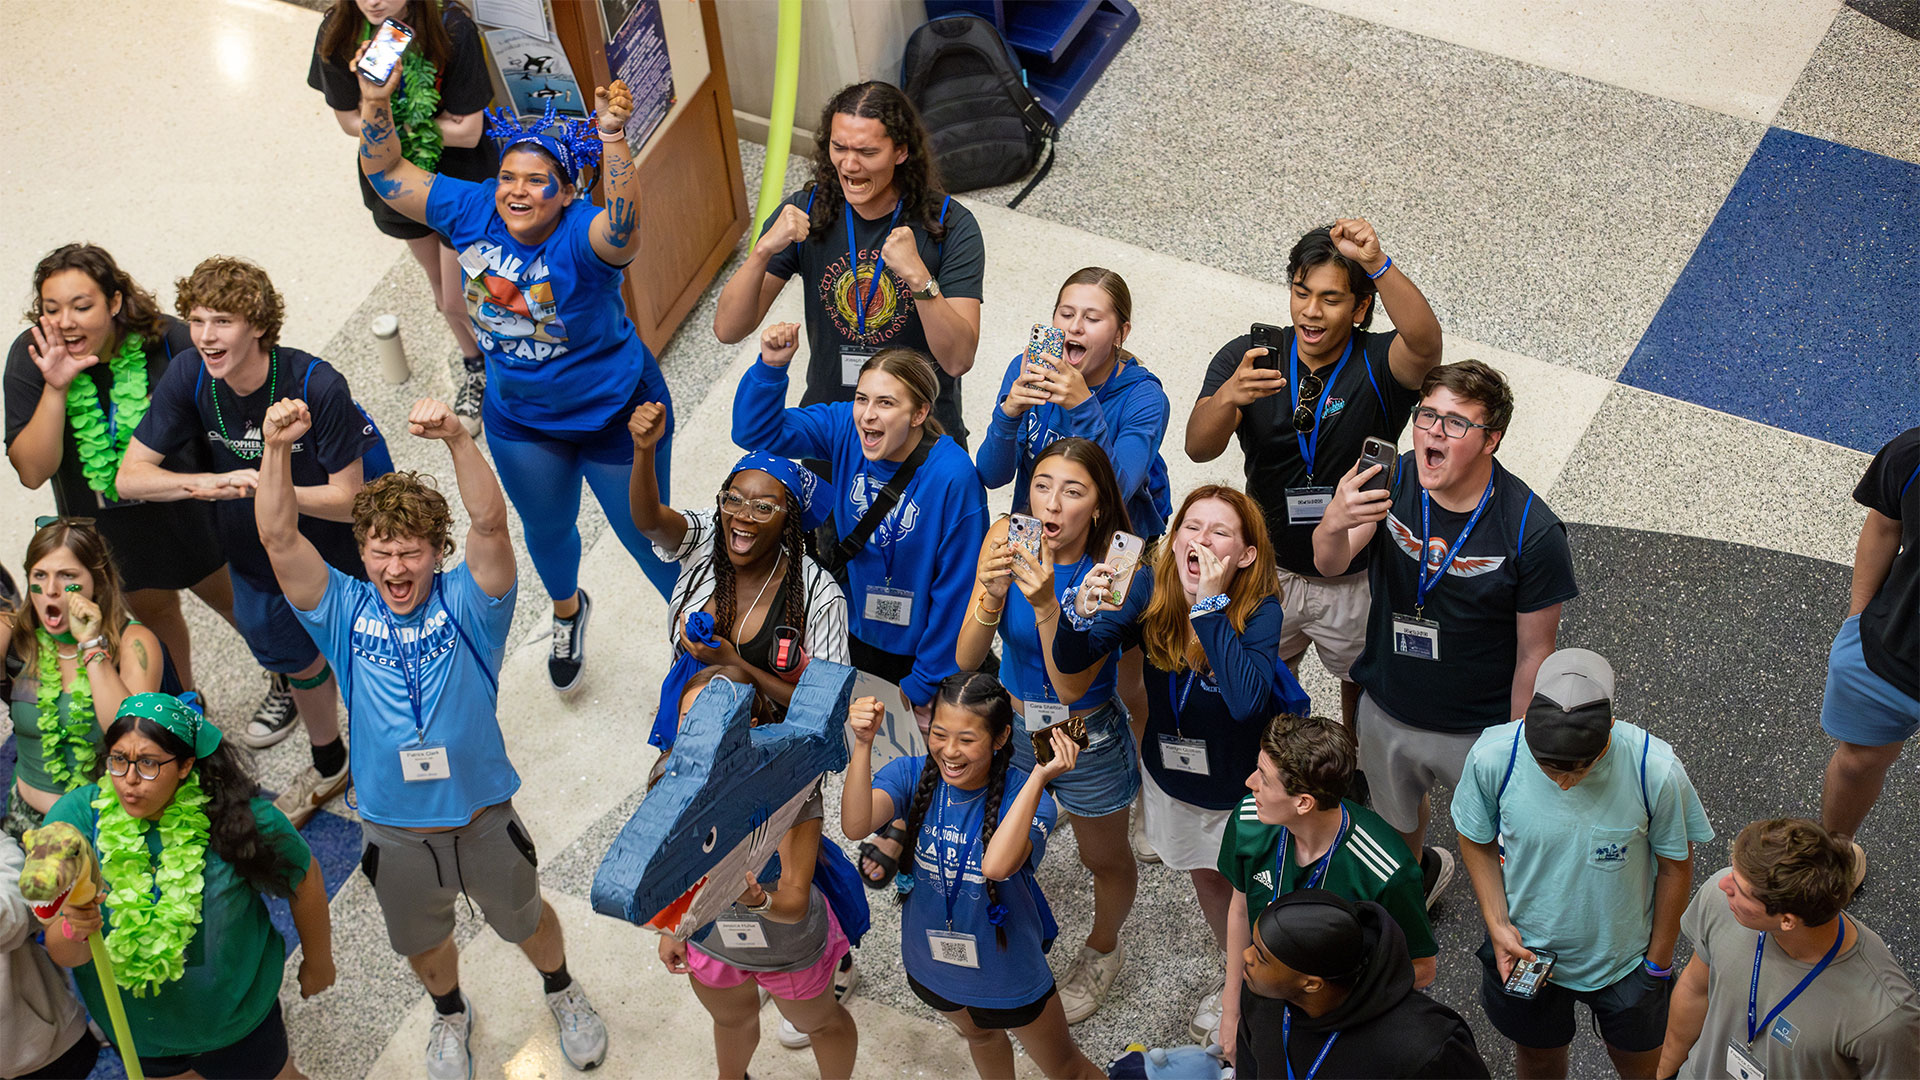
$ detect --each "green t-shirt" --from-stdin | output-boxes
[44,785,311,1058]
[1218,796,1437,959]
[8,681,105,796]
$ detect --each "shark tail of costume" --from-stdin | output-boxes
[20,821,144,1080]
[592,661,856,938]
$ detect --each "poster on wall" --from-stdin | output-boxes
[485,26,588,118]
[603,0,674,151]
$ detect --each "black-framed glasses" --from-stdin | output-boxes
[1411,406,1494,439]
[1291,371,1326,433]
[105,753,179,781]
[718,491,782,523]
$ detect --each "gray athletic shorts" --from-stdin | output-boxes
[359,801,544,956]
[1357,693,1483,834]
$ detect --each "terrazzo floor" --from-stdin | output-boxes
[2,1,1914,1078]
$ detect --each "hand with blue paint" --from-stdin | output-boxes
[348,40,396,104]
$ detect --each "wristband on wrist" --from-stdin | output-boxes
[82,650,111,666]
[1366,255,1393,280]
[76,635,108,653]
[1643,958,1674,978]
[598,130,626,143]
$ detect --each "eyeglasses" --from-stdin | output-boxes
[105,753,179,781]
[718,491,783,523]
[1291,370,1326,433]
[1411,406,1494,439]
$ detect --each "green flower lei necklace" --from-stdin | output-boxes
[34,625,96,791]
[93,771,210,997]
[64,333,149,502]
[362,20,443,171]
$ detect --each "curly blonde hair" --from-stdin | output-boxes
[353,472,456,563]
[174,256,284,348]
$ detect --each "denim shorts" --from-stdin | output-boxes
[1008,701,1139,818]
[1819,615,1920,746]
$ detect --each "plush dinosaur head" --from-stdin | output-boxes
[19,821,101,921]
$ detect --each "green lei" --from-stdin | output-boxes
[34,629,96,791]
[64,333,148,502]
[362,21,443,171]
[93,772,211,997]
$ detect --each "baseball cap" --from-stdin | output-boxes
[1524,648,1614,763]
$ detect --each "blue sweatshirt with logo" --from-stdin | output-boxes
[732,357,986,706]
[977,353,1173,538]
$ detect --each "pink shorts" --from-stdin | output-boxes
[686,903,850,1001]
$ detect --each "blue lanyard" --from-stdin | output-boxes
[1168,669,1208,738]
[1281,1008,1340,1080]
[373,579,436,743]
[1747,917,1845,1045]
[1033,557,1092,704]
[847,204,903,336]
[1414,476,1496,615]
[1275,807,1349,893]
[1288,337,1353,482]
[932,782,985,932]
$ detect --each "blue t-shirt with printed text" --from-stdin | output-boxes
[874,755,1057,1008]
[425,174,661,430]
[292,563,518,827]
[1451,719,1714,991]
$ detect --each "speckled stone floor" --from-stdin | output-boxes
[5,1,1916,1078]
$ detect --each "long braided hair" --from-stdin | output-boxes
[680,471,810,651]
[896,671,1016,949]
[806,82,949,245]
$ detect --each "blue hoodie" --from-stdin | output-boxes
[733,357,986,706]
[977,353,1173,538]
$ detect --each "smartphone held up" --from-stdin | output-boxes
[1357,436,1396,493]
[357,18,416,85]
[1025,324,1065,372]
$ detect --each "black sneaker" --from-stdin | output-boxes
[1421,846,1456,911]
[453,365,485,437]
[549,590,591,695]
[241,672,300,748]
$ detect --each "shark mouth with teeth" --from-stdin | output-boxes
[593,661,856,942]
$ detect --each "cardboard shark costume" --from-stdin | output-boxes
[593,661,862,943]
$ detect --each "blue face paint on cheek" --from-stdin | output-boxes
[541,176,559,201]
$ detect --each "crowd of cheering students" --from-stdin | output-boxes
[2,5,1916,1077]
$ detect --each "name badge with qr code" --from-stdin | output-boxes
[1724,1041,1765,1080]
[928,929,981,968]
[1285,487,1334,525]
[865,586,914,626]
[399,744,451,781]
[714,920,769,949]
[841,346,878,387]
[1159,735,1210,775]
[1026,701,1068,727]
[1392,615,1441,660]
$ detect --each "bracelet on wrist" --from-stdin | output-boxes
[971,606,1002,627]
[82,650,111,666]
[598,130,626,143]
[1643,958,1674,978]
[1366,255,1393,280]
[76,635,108,653]
[1034,604,1059,625]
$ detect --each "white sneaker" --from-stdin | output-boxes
[425,993,475,1080]
[777,955,860,1049]
[273,762,349,830]
[546,982,609,1070]
[1058,943,1125,1023]
[1189,987,1224,1044]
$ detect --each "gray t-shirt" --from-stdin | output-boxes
[688,782,832,973]
[1679,868,1920,1079]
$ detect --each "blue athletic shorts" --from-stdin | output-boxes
[1008,700,1139,818]
[1819,615,1920,746]
[229,572,322,674]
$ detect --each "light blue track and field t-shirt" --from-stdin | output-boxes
[874,755,1057,1008]
[425,175,657,431]
[294,564,519,827]
[1452,719,1714,991]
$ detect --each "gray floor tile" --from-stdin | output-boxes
[1772,9,1920,165]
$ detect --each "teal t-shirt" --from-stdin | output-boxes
[44,785,311,1058]
[1451,720,1713,991]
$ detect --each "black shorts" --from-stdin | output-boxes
[138,998,289,1080]
[1476,938,1671,1052]
[94,499,225,592]
[907,973,1055,1030]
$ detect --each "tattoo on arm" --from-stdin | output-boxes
[133,638,149,672]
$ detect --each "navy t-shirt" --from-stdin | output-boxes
[1199,328,1420,577]
[1855,427,1918,698]
[874,755,1056,1008]
[132,347,377,591]
[1348,454,1578,734]
[761,189,985,445]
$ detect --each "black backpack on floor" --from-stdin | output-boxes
[902,14,1056,207]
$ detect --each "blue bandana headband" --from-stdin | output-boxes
[484,101,604,189]
[730,452,836,532]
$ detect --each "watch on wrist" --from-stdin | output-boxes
[745,892,774,915]
[76,635,108,653]
[913,277,941,301]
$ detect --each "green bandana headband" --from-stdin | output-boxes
[120,692,221,758]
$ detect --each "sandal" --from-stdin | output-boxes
[857,822,910,890]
